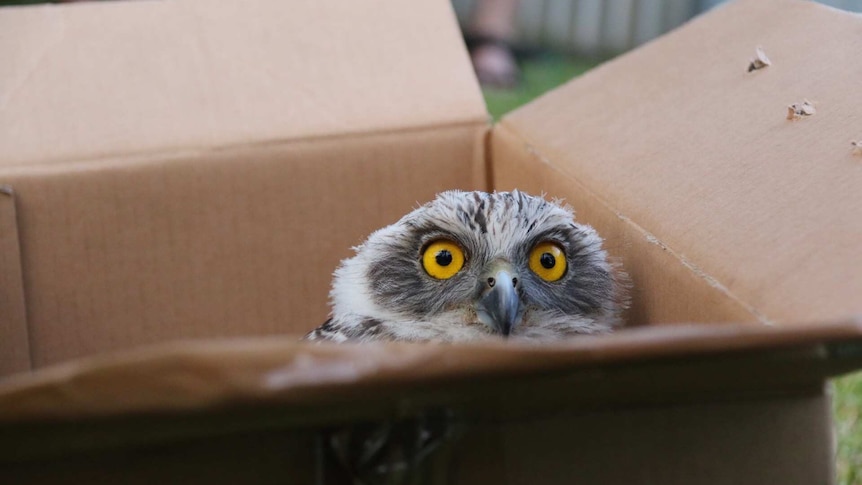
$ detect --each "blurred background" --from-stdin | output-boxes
[454,0,862,120]
[455,0,862,58]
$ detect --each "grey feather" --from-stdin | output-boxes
[304,191,628,484]
[305,190,627,342]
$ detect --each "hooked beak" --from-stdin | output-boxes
[476,268,521,337]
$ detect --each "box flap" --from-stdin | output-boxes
[0,321,860,464]
[0,186,30,375]
[0,0,486,167]
[3,125,484,370]
[496,0,862,325]
[0,0,489,370]
[0,320,860,425]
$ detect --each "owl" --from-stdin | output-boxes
[306,190,625,342]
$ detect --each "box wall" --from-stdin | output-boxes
[1,391,834,485]
[0,188,30,374]
[1,123,486,370]
[493,0,862,326]
[2,430,319,485]
[454,391,834,485]
[491,123,762,326]
[0,0,486,166]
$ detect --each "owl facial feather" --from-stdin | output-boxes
[316,190,625,342]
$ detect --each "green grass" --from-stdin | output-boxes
[483,55,595,121]
[836,372,862,485]
[482,53,862,485]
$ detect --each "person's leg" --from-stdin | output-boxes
[468,0,521,89]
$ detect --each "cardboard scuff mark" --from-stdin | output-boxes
[614,207,770,326]
[852,140,862,156]
[787,100,816,120]
[747,46,771,72]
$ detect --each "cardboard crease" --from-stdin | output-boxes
[0,6,65,113]
[0,189,31,374]
[0,119,489,173]
[509,123,771,325]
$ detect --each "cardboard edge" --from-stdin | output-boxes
[473,121,493,192]
[1,320,861,423]
[0,186,31,375]
[0,344,847,467]
[3,116,491,172]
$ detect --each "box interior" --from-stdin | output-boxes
[0,0,488,373]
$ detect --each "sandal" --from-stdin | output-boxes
[464,33,523,89]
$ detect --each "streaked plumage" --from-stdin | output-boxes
[306,190,625,342]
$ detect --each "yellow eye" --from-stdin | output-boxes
[422,240,465,279]
[529,242,567,282]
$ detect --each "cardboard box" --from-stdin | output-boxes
[0,0,487,372]
[0,0,860,483]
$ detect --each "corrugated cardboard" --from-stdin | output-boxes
[1,0,862,484]
[0,0,485,164]
[1,324,859,484]
[1,323,860,422]
[3,127,484,370]
[0,0,488,372]
[0,186,30,372]
[493,0,862,327]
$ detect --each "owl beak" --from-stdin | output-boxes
[477,269,521,337]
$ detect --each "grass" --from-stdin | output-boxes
[836,373,862,485]
[482,53,862,485]
[483,55,595,121]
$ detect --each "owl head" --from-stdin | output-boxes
[327,190,626,342]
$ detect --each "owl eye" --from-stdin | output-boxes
[421,240,465,279]
[529,242,567,282]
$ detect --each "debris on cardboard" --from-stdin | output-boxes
[787,100,816,120]
[852,140,862,156]
[747,46,772,72]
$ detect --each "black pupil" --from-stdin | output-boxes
[436,250,453,266]
[540,252,556,269]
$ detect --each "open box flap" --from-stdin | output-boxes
[1,320,860,426]
[495,0,862,325]
[0,0,486,168]
[0,0,489,371]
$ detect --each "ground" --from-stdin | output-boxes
[482,54,862,485]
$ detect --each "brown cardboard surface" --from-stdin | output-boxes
[0,393,833,485]
[485,392,833,485]
[0,320,859,423]
[3,124,484,369]
[493,123,765,327]
[0,0,486,166]
[0,187,30,375]
[0,0,488,370]
[3,430,320,485]
[495,0,862,326]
